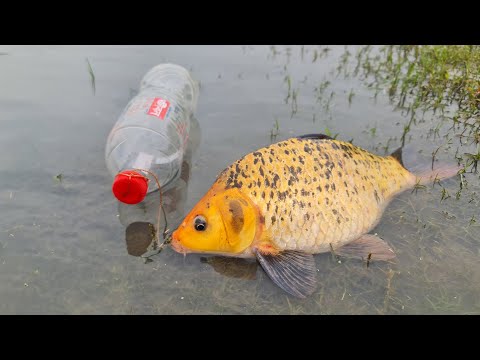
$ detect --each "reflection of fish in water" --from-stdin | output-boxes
[172,134,462,298]
[201,256,258,280]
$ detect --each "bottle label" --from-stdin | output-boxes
[147,97,170,119]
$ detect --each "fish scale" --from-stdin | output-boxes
[219,137,416,253]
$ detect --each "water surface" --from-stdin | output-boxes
[0,45,478,314]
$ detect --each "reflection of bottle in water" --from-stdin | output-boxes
[105,63,199,205]
[121,116,201,257]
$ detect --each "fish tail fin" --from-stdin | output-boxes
[389,146,462,186]
[411,164,463,186]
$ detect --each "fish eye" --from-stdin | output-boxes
[194,215,207,231]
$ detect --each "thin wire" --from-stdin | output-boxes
[119,169,172,258]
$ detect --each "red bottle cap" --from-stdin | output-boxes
[112,170,148,204]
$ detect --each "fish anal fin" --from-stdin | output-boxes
[335,234,396,262]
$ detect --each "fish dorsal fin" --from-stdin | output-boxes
[390,147,405,168]
[254,249,317,298]
[297,133,334,141]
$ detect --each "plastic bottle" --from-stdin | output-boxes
[105,63,199,205]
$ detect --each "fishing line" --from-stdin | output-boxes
[118,168,172,259]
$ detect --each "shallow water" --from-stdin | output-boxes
[0,45,479,314]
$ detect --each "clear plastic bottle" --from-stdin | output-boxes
[105,63,199,204]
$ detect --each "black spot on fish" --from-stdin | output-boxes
[298,156,305,165]
[272,174,280,188]
[269,157,273,163]
[304,144,312,154]
[288,176,297,186]
[271,216,276,225]
[259,167,264,177]
[316,186,322,192]
[261,191,266,199]
[331,183,336,191]
[254,158,259,165]
[304,213,310,221]
[337,171,343,177]
[325,169,331,180]
[253,152,262,157]
[325,184,330,191]
[374,190,380,204]
[332,209,338,215]
[264,178,270,187]
[284,150,290,155]
[337,217,341,224]
[278,191,287,201]
[257,179,261,187]
[331,142,340,150]
[344,181,348,188]
[270,190,274,199]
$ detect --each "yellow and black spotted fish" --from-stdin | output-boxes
[172,134,461,298]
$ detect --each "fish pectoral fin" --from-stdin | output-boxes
[254,249,317,298]
[334,234,396,261]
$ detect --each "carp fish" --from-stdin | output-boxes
[171,134,461,298]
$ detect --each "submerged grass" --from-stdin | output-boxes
[85,58,96,95]
[305,45,479,199]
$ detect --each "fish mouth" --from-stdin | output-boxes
[170,233,192,255]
